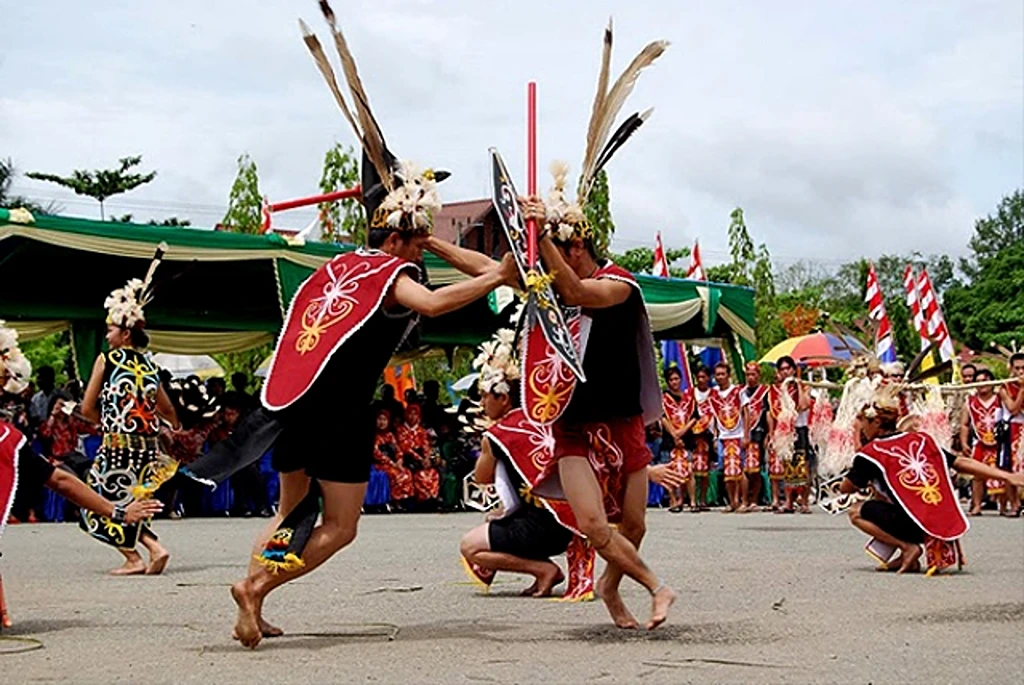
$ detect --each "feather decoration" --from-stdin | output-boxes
[317,0,391,191]
[140,241,168,303]
[299,19,362,142]
[591,107,653,180]
[578,37,668,203]
[581,18,613,182]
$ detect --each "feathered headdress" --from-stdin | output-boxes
[546,19,667,244]
[473,303,525,396]
[299,1,448,238]
[104,242,168,329]
[0,320,31,394]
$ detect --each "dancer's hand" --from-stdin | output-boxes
[496,252,520,288]
[517,195,547,225]
[649,464,686,489]
[124,499,164,524]
[1007,472,1024,490]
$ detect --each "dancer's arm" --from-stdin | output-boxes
[155,386,181,430]
[45,469,163,523]
[474,440,498,485]
[959,404,971,455]
[424,236,497,277]
[952,457,1024,489]
[649,463,686,489]
[999,382,1024,415]
[80,355,105,423]
[536,236,631,308]
[390,254,516,317]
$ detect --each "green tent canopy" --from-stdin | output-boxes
[0,208,755,378]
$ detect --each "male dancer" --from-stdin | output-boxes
[842,386,1024,573]
[661,366,696,512]
[711,362,746,512]
[961,368,1005,515]
[741,362,769,511]
[183,6,518,648]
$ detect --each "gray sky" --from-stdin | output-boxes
[2,0,1021,268]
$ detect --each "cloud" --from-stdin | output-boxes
[1,0,1019,266]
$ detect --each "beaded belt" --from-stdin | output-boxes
[102,433,159,451]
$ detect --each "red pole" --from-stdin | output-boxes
[267,185,362,214]
[526,81,538,268]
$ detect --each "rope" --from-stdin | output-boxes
[799,377,1017,394]
[0,635,44,655]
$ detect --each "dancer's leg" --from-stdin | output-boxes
[596,467,649,629]
[244,470,310,637]
[110,548,146,576]
[232,480,366,649]
[139,530,170,575]
[460,525,563,597]
[848,503,921,573]
[559,458,675,629]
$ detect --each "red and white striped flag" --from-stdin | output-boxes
[653,231,670,278]
[686,240,706,281]
[916,268,954,362]
[904,265,929,349]
[865,263,897,362]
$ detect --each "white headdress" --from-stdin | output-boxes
[473,303,525,396]
[545,20,667,244]
[0,320,32,394]
[104,242,167,329]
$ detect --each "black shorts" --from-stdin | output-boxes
[488,505,574,560]
[271,404,374,484]
[860,499,924,544]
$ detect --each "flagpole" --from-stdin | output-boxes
[526,81,538,268]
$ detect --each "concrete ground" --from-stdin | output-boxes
[1,509,1022,684]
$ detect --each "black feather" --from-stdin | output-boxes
[591,110,649,182]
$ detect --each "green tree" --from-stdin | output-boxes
[583,170,614,256]
[221,154,263,234]
[212,344,273,390]
[0,158,61,214]
[961,189,1023,279]
[945,189,1024,350]
[150,217,190,227]
[610,245,689,276]
[318,143,363,244]
[26,155,156,220]
[21,332,72,387]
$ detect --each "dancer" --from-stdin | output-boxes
[80,249,179,575]
[461,318,687,601]
[661,366,695,512]
[459,326,573,597]
[182,4,517,649]
[741,362,769,511]
[961,368,1005,515]
[842,385,1024,574]
[1,323,161,629]
[711,362,746,512]
[397,403,441,509]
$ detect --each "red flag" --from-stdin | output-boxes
[864,263,897,362]
[916,269,954,362]
[653,231,670,278]
[686,240,706,281]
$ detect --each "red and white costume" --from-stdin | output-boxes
[662,390,695,482]
[967,394,1003,496]
[742,384,770,475]
[690,387,716,477]
[712,385,744,482]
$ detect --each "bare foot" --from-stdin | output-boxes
[968,508,982,517]
[146,550,170,576]
[259,617,284,638]
[231,580,263,649]
[529,564,565,598]
[596,576,639,629]
[109,559,146,576]
[896,546,922,575]
[647,585,677,630]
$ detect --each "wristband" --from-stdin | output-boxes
[111,504,127,524]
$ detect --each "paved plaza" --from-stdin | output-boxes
[1,509,1022,683]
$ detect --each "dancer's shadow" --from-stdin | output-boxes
[1,617,95,636]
